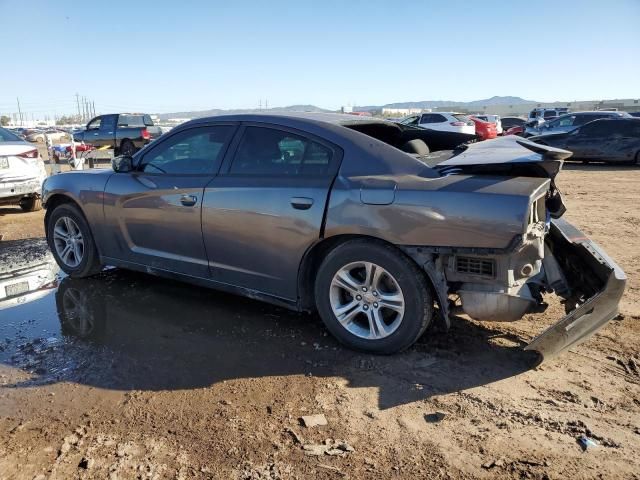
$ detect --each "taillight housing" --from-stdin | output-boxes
[450,121,466,126]
[141,128,150,140]
[17,149,39,159]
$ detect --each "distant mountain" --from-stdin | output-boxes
[157,104,331,121]
[355,96,537,112]
[156,97,539,120]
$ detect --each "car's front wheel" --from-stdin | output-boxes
[46,203,102,277]
[314,239,433,354]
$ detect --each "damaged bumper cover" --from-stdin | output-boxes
[525,218,626,361]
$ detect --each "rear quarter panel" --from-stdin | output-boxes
[324,174,549,249]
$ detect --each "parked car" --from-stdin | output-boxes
[473,114,502,134]
[73,113,162,156]
[500,116,526,132]
[0,127,47,211]
[469,116,497,140]
[0,239,59,311]
[629,112,640,118]
[529,118,640,164]
[25,128,69,143]
[528,108,569,122]
[524,111,631,137]
[41,114,625,360]
[400,112,475,135]
[504,125,524,136]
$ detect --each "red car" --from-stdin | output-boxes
[504,125,524,136]
[470,116,497,140]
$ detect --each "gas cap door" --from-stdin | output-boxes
[359,179,396,205]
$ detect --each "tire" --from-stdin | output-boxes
[56,277,106,341]
[314,239,433,354]
[120,139,135,156]
[19,196,42,212]
[46,202,102,277]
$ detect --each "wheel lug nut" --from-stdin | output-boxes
[363,305,369,310]
[362,287,368,292]
[374,303,378,308]
[373,291,378,297]
[356,295,362,301]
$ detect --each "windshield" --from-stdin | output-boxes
[0,127,22,142]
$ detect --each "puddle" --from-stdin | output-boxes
[0,239,536,407]
[0,238,344,391]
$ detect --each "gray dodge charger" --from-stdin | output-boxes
[41,113,625,360]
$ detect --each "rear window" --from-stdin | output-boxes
[0,127,21,142]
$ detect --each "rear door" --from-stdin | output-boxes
[566,121,609,159]
[102,124,237,277]
[202,124,340,300]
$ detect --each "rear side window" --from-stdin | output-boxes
[140,126,234,175]
[118,115,146,127]
[230,126,332,176]
[453,114,471,123]
[579,120,618,136]
[424,114,447,123]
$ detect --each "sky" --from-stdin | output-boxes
[0,0,639,118]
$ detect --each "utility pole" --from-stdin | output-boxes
[75,93,81,121]
[16,97,23,126]
[92,100,96,117]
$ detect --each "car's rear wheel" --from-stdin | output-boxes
[314,239,433,354]
[46,203,102,277]
[19,196,42,212]
[120,139,135,156]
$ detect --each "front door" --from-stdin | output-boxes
[202,124,340,300]
[102,124,237,277]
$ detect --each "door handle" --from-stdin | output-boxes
[180,194,198,207]
[290,197,314,210]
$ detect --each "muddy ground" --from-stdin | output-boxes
[0,162,639,480]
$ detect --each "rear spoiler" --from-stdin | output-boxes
[515,138,573,161]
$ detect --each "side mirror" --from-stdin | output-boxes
[112,155,133,173]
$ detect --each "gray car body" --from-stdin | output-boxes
[42,113,625,360]
[43,114,544,300]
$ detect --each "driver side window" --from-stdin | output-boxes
[87,117,102,130]
[140,125,235,175]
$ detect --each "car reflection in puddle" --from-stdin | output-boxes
[1,239,339,391]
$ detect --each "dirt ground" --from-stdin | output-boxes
[0,163,639,480]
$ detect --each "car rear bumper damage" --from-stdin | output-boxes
[525,218,626,361]
[0,177,43,201]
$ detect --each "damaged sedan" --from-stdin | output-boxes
[41,114,625,360]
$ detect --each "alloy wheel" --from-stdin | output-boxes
[329,261,405,340]
[53,216,84,268]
